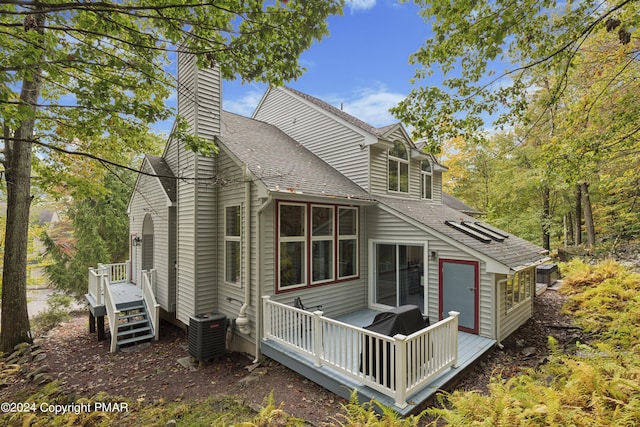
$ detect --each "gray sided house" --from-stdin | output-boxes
[95,52,549,413]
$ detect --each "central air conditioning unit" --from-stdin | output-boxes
[188,312,227,361]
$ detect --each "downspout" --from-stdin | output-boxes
[236,165,252,335]
[253,195,272,363]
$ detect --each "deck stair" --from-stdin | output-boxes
[114,300,154,348]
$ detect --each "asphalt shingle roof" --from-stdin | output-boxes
[377,196,548,270]
[146,155,176,202]
[219,111,373,201]
[218,108,546,271]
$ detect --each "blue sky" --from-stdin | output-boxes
[220,1,430,129]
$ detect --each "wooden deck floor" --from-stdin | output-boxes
[262,308,496,416]
[86,282,143,315]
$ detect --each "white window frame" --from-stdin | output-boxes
[421,160,433,200]
[388,141,409,193]
[278,202,307,290]
[338,207,359,280]
[311,205,335,285]
[224,205,241,285]
[368,239,428,313]
[505,267,534,313]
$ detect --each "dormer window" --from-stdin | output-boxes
[421,161,433,200]
[388,141,409,193]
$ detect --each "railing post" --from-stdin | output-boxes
[448,311,460,368]
[312,310,324,368]
[262,296,271,341]
[393,334,408,409]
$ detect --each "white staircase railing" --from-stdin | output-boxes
[101,269,121,353]
[142,269,160,341]
[262,296,460,408]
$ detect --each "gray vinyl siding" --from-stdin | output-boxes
[193,155,217,315]
[176,149,197,323]
[254,88,370,190]
[366,207,494,339]
[174,49,222,324]
[128,161,174,312]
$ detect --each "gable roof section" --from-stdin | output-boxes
[442,193,483,217]
[219,111,373,202]
[146,155,177,203]
[128,155,177,213]
[377,195,548,272]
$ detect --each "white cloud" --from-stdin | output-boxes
[331,84,405,127]
[347,0,376,12]
[223,90,264,117]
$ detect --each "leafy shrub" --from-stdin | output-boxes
[418,260,640,426]
[31,293,72,334]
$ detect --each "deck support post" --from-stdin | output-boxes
[88,311,106,341]
[261,296,271,341]
[89,311,95,334]
[393,334,408,409]
[97,316,105,341]
[448,311,460,368]
[312,310,324,368]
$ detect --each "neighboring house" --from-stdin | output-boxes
[89,51,548,413]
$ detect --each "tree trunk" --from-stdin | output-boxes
[566,212,574,246]
[581,182,596,248]
[0,12,44,353]
[542,185,551,250]
[574,183,582,246]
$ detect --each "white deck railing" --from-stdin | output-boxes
[98,262,129,284]
[262,296,459,408]
[142,269,160,341]
[88,268,103,306]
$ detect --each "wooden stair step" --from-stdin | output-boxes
[117,325,151,338]
[119,311,148,321]
[117,333,154,347]
[118,318,149,329]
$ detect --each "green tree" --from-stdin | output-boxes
[0,0,343,352]
[400,0,639,250]
[393,0,639,153]
[42,170,135,298]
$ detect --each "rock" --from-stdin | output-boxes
[32,373,52,385]
[176,356,197,371]
[165,421,177,427]
[245,362,261,373]
[32,353,47,363]
[238,374,259,387]
[522,347,537,357]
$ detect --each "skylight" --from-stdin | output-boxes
[445,221,509,243]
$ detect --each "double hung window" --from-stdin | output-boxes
[225,206,241,284]
[388,141,409,193]
[421,161,433,200]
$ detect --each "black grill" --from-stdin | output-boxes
[188,313,227,361]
